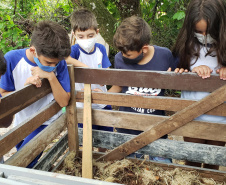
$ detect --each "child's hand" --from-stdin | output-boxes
[216,67,226,80]
[92,88,103,92]
[174,68,189,73]
[24,76,42,88]
[192,65,212,79]
[31,67,52,79]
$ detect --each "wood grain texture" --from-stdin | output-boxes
[74,68,226,92]
[5,114,67,167]
[0,79,51,120]
[82,84,93,179]
[0,101,61,157]
[97,84,226,161]
[76,91,226,116]
[77,129,226,166]
[66,65,79,153]
[76,108,226,142]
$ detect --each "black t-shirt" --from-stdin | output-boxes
[115,45,177,116]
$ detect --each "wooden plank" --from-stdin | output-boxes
[5,114,67,167]
[97,84,226,161]
[66,65,79,153]
[82,84,93,179]
[74,68,226,92]
[0,101,61,157]
[0,79,51,119]
[76,91,226,116]
[76,129,226,166]
[76,108,226,142]
[33,131,68,171]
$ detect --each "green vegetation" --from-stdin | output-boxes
[0,0,189,54]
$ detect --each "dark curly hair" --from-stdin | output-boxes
[30,21,71,60]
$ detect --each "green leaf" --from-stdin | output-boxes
[173,11,185,20]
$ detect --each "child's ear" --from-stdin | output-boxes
[29,47,36,55]
[96,29,99,34]
[142,45,149,54]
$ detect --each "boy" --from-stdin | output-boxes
[109,16,178,163]
[0,21,71,168]
[67,9,113,133]
[0,50,13,164]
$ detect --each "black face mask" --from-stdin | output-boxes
[122,52,143,64]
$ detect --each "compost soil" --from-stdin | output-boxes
[57,152,225,185]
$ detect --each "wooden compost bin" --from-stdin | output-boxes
[0,66,226,184]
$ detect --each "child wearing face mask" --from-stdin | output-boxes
[172,0,226,170]
[67,9,113,134]
[108,16,178,162]
[0,21,72,168]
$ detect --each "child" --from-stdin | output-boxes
[67,9,113,133]
[0,21,71,168]
[109,16,178,163]
[172,0,226,170]
[0,50,13,164]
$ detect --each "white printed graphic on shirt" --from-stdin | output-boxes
[125,87,161,113]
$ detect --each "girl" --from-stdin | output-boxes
[172,0,226,170]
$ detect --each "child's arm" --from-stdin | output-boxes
[217,67,226,80]
[66,56,88,67]
[108,85,122,93]
[31,67,70,107]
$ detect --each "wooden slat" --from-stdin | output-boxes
[82,84,93,179]
[76,91,226,116]
[0,79,51,119]
[76,108,226,142]
[5,114,67,167]
[74,68,226,92]
[97,84,226,161]
[77,129,226,166]
[0,101,61,157]
[66,65,79,153]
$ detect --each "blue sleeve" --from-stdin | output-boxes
[56,60,71,93]
[70,44,80,60]
[114,52,122,69]
[97,44,111,68]
[0,50,20,91]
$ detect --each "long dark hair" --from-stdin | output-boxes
[172,0,226,70]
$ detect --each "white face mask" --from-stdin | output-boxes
[194,33,215,45]
[76,37,97,53]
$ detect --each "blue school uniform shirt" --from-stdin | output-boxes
[115,45,177,115]
[0,48,70,127]
[70,43,111,109]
